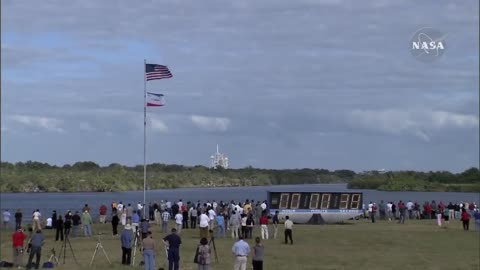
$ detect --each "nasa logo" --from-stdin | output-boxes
[410,27,446,63]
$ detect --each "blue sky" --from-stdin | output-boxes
[1,0,478,172]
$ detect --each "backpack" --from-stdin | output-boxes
[42,261,55,268]
[194,245,207,265]
[193,246,200,264]
[0,261,14,267]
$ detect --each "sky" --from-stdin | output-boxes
[1,0,479,172]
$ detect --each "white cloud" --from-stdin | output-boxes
[9,115,65,133]
[150,118,169,133]
[431,111,479,128]
[191,115,230,132]
[348,109,478,141]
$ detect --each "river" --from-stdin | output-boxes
[1,184,478,219]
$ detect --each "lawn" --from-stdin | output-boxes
[1,219,478,270]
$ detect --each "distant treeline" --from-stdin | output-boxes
[0,161,478,193]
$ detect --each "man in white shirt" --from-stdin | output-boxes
[284,216,293,245]
[117,202,124,213]
[174,212,183,234]
[208,208,217,229]
[137,202,144,218]
[199,211,210,239]
[386,202,393,221]
[261,201,267,211]
[2,209,11,229]
[46,217,53,229]
[406,200,414,219]
[212,200,218,210]
[177,200,183,209]
[32,210,42,231]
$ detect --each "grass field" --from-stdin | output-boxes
[1,219,478,270]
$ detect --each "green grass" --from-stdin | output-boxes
[1,219,479,270]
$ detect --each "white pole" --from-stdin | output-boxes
[143,59,147,218]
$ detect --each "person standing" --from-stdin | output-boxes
[208,207,216,229]
[55,215,64,241]
[163,228,182,270]
[14,209,23,230]
[398,201,406,224]
[196,237,211,270]
[32,210,42,231]
[99,204,108,224]
[199,211,210,239]
[473,210,480,233]
[371,203,377,223]
[231,235,250,270]
[71,211,81,238]
[12,227,27,268]
[461,209,471,231]
[216,214,225,238]
[82,210,93,237]
[162,209,171,233]
[189,206,198,229]
[175,212,183,234]
[131,211,140,235]
[112,213,120,236]
[272,211,279,239]
[230,211,241,239]
[51,211,57,230]
[284,216,293,245]
[26,230,44,270]
[2,209,11,229]
[252,237,264,270]
[64,211,73,237]
[182,206,189,229]
[121,224,133,265]
[149,202,155,221]
[259,213,269,240]
[137,202,144,219]
[142,231,156,270]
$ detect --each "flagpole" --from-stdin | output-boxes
[143,59,147,218]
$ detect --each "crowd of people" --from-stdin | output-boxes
[2,199,278,270]
[2,197,478,270]
[364,200,480,230]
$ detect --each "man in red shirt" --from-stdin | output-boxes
[12,227,27,268]
[259,213,269,240]
[99,204,108,224]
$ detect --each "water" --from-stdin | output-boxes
[1,184,478,219]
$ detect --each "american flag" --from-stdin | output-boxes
[145,64,172,81]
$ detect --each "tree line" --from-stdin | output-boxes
[0,161,478,192]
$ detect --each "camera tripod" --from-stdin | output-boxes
[58,234,78,264]
[132,227,143,266]
[208,230,219,263]
[48,248,59,265]
[90,235,111,266]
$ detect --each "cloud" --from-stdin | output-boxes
[348,109,478,141]
[431,111,479,128]
[150,118,169,133]
[1,1,478,171]
[191,115,230,132]
[9,115,65,133]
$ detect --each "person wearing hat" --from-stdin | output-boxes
[12,227,27,268]
[121,224,133,265]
